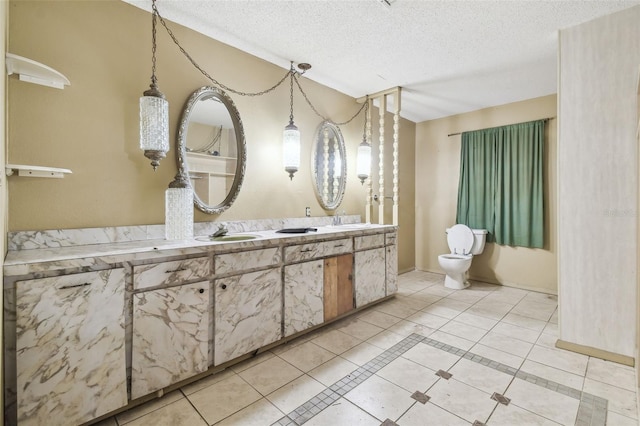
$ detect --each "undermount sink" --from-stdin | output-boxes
[196,234,259,242]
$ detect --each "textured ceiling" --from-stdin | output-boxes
[124,0,640,123]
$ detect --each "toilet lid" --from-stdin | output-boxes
[447,224,474,254]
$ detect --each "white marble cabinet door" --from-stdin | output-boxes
[214,267,282,365]
[284,260,324,337]
[131,282,209,399]
[354,248,386,307]
[386,244,398,295]
[15,269,127,426]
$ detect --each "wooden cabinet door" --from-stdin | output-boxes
[16,269,127,426]
[214,267,282,365]
[324,254,354,322]
[131,282,210,399]
[284,260,324,337]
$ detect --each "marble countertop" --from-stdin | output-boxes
[4,224,397,277]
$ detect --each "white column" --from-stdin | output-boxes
[392,88,401,226]
[378,95,386,225]
[365,99,373,224]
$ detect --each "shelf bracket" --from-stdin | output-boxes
[6,164,73,179]
[5,53,70,89]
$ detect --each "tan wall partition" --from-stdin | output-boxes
[415,95,558,294]
[558,6,640,359]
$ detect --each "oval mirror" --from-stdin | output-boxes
[177,86,246,214]
[311,121,346,210]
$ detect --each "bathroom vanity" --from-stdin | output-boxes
[2,218,397,426]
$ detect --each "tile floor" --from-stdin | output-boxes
[95,271,639,426]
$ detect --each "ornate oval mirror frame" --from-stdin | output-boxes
[177,86,246,214]
[311,121,346,210]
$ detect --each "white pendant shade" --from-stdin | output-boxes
[357,141,371,183]
[140,94,169,170]
[283,123,301,179]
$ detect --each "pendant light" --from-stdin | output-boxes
[283,63,300,180]
[357,140,371,184]
[356,100,371,184]
[139,0,169,171]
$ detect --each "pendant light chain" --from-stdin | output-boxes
[289,63,295,124]
[151,1,369,124]
[150,0,158,89]
[153,1,291,97]
[292,73,368,126]
[362,99,369,138]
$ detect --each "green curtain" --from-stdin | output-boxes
[456,129,497,242]
[456,120,544,248]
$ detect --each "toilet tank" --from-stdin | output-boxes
[470,229,488,254]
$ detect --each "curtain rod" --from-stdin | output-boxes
[447,117,555,137]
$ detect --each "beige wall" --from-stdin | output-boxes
[415,95,557,294]
[6,1,415,269]
[558,6,640,358]
[4,0,418,272]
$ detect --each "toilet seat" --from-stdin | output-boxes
[447,224,474,255]
[440,254,472,260]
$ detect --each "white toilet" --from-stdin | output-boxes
[437,224,487,289]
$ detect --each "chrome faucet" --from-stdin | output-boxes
[332,210,346,226]
[211,223,228,238]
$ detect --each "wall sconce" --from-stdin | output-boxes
[139,0,169,171]
[283,63,300,180]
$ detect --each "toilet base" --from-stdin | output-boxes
[444,274,470,290]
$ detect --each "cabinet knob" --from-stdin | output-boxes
[221,284,227,290]
[199,288,205,294]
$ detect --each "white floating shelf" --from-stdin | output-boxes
[5,53,70,89]
[6,164,73,179]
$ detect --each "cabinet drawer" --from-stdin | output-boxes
[285,238,352,263]
[355,234,385,251]
[385,232,397,246]
[215,247,281,275]
[133,257,211,290]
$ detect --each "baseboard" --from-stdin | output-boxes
[556,339,635,367]
[414,268,557,295]
[417,267,444,276]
